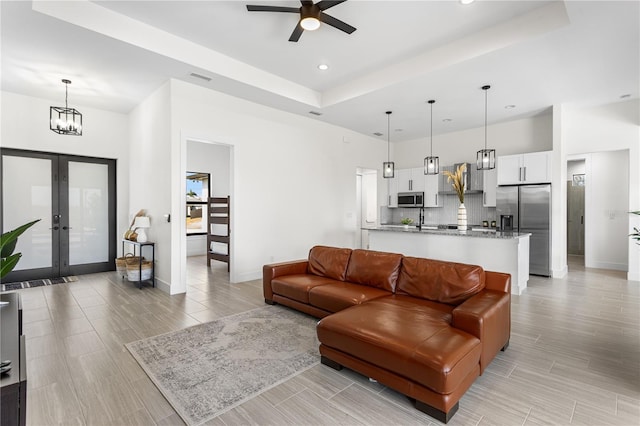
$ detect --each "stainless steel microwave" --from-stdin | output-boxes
[397,192,424,208]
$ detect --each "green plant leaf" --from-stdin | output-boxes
[0,219,40,258]
[1,253,22,279]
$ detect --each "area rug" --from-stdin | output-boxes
[1,276,78,292]
[126,305,320,425]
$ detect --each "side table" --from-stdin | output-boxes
[121,240,155,289]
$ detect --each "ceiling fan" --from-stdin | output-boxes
[246,0,356,42]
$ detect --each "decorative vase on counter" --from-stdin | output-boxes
[457,203,467,230]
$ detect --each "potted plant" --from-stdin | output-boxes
[400,217,413,229]
[443,163,467,230]
[1,219,40,279]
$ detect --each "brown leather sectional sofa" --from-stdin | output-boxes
[263,246,511,423]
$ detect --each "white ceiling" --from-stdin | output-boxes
[2,0,638,142]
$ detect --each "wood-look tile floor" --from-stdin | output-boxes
[16,255,640,425]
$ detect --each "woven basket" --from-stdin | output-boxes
[126,259,153,281]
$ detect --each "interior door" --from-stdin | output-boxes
[1,149,116,281]
[567,180,585,255]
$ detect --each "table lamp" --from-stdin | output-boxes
[134,216,150,242]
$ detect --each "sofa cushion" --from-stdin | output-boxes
[397,257,485,305]
[271,274,340,304]
[308,246,352,281]
[309,282,391,313]
[317,298,481,394]
[345,249,403,292]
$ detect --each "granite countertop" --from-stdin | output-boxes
[366,226,530,239]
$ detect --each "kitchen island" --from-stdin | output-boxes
[368,226,530,295]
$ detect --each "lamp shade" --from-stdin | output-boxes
[134,216,150,229]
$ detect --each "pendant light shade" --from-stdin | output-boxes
[424,99,439,175]
[477,85,495,170]
[383,111,395,178]
[50,79,82,136]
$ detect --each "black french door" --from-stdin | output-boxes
[1,148,116,282]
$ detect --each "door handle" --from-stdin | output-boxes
[49,226,59,230]
[523,167,527,181]
[581,216,583,225]
[62,226,72,230]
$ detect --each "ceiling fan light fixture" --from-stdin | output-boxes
[301,16,320,31]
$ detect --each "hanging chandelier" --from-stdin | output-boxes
[50,79,82,136]
[424,100,439,175]
[476,85,495,170]
[383,111,394,178]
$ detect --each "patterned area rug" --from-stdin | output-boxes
[126,305,320,426]
[1,276,78,292]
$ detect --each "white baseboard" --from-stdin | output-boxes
[586,261,627,271]
[155,278,171,294]
[552,266,568,278]
[233,270,261,284]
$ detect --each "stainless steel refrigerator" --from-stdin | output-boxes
[496,184,551,276]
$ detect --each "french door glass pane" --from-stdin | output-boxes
[2,156,52,270]
[68,161,109,265]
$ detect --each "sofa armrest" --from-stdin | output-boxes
[262,260,309,302]
[485,270,511,293]
[452,290,510,374]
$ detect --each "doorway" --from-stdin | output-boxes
[567,159,585,264]
[356,168,378,249]
[1,148,116,281]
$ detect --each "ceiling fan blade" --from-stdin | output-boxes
[246,5,300,13]
[319,12,356,34]
[288,23,304,42]
[316,0,347,11]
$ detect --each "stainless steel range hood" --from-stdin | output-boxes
[439,163,482,195]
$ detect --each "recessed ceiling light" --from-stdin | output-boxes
[620,94,631,99]
[442,118,452,122]
[460,0,475,5]
[308,111,323,116]
[373,132,383,137]
[395,128,403,132]
[317,64,329,71]
[505,105,516,109]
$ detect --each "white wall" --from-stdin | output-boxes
[0,91,130,246]
[187,140,230,197]
[186,140,231,256]
[392,114,552,168]
[564,99,640,280]
[170,79,387,289]
[128,82,174,292]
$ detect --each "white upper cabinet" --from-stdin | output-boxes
[424,174,442,207]
[483,168,498,207]
[497,151,552,185]
[396,168,425,192]
[387,176,398,207]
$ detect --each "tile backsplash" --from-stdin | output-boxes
[381,193,497,226]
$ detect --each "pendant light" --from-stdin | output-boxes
[383,111,394,178]
[50,79,83,136]
[476,85,495,170]
[424,100,439,175]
